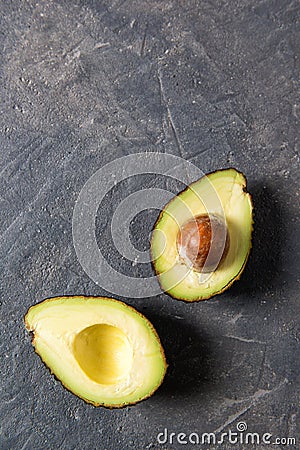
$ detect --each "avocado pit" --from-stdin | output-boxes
[176,213,229,273]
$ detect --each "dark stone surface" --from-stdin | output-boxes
[0,1,299,449]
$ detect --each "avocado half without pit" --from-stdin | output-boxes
[151,168,253,301]
[25,296,167,407]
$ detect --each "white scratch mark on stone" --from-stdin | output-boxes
[224,334,266,345]
[228,312,243,324]
[140,25,148,57]
[157,70,185,159]
[216,379,289,434]
[4,391,22,405]
[0,177,53,241]
[0,142,79,243]
[20,432,35,450]
[214,405,252,434]
[94,42,110,49]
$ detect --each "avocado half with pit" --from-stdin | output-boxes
[25,296,167,407]
[151,168,253,301]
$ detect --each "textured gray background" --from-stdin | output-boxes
[0,1,299,449]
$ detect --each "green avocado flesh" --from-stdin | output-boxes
[25,296,167,407]
[151,168,253,301]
